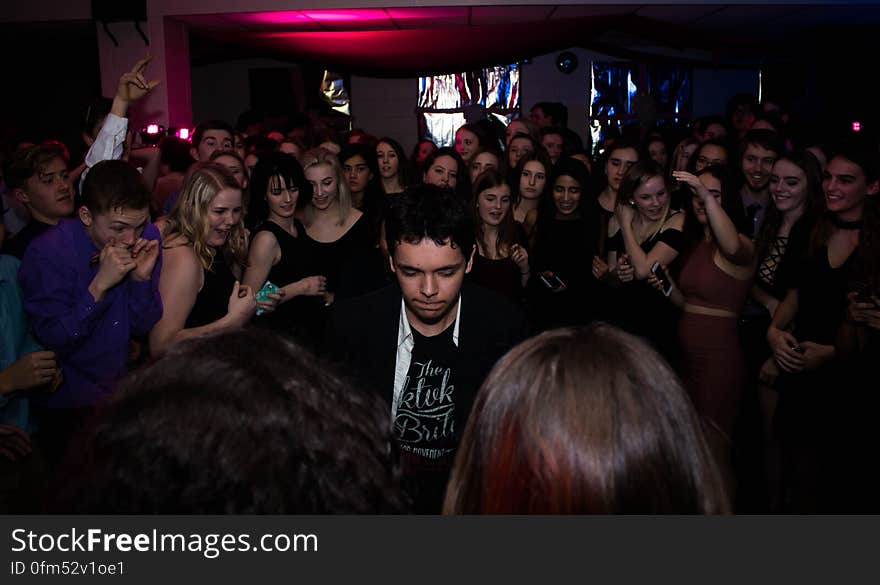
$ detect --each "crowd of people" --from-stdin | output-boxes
[1,60,878,514]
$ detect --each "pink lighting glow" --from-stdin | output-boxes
[177,128,190,140]
[238,11,311,25]
[301,10,389,22]
[852,121,861,132]
[146,124,160,134]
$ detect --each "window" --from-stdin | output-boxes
[417,64,520,147]
[589,62,692,157]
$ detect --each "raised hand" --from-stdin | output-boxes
[672,171,710,201]
[116,55,160,105]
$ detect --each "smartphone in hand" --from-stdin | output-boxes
[539,273,566,292]
[255,281,280,316]
[651,261,673,297]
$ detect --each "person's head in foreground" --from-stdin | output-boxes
[55,329,405,513]
[443,324,730,514]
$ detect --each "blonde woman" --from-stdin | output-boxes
[606,160,684,358]
[149,163,256,355]
[298,148,371,309]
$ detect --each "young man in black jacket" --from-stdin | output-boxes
[326,184,527,512]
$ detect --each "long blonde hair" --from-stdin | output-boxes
[300,147,352,226]
[163,162,248,271]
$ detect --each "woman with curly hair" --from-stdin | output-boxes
[149,163,256,355]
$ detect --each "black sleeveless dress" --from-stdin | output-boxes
[251,219,322,344]
[185,252,237,328]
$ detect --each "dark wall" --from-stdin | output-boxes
[0,21,102,163]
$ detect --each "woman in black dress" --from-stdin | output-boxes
[242,152,329,345]
[529,158,601,330]
[468,169,529,302]
[605,160,685,360]
[766,139,879,511]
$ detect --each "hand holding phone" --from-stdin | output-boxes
[539,272,567,292]
[651,261,673,297]
[255,281,280,316]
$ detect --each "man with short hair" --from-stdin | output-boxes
[541,126,566,164]
[739,129,785,240]
[161,119,234,216]
[3,143,74,259]
[530,101,567,129]
[190,120,234,163]
[19,160,162,463]
[326,184,527,512]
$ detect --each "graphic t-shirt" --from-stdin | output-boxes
[394,321,460,512]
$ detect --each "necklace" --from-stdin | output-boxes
[831,216,863,230]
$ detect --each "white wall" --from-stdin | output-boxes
[350,77,418,153]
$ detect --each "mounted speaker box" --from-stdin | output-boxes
[92,0,147,22]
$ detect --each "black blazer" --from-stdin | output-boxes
[325,281,528,425]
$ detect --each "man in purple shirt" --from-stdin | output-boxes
[19,160,161,464]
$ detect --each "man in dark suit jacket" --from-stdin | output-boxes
[326,184,527,512]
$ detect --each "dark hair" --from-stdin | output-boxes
[347,128,378,149]
[248,151,312,223]
[456,123,487,148]
[385,183,474,260]
[689,138,731,172]
[339,142,380,187]
[813,136,880,284]
[244,135,278,154]
[376,136,411,190]
[755,151,824,262]
[511,149,552,205]
[192,120,234,149]
[531,101,568,127]
[82,97,113,139]
[159,136,196,173]
[82,160,150,214]
[472,169,517,257]
[421,146,472,201]
[533,158,595,254]
[444,324,729,514]
[4,142,70,191]
[682,164,747,249]
[540,126,565,140]
[738,129,786,162]
[697,115,729,139]
[54,329,405,513]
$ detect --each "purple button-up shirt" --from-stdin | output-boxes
[18,218,162,408]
